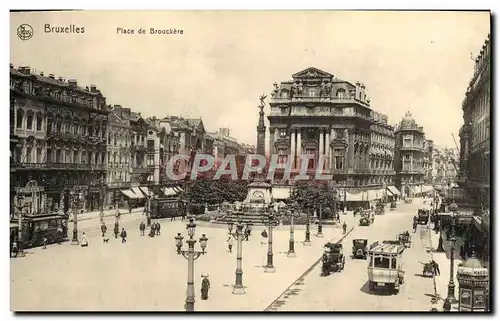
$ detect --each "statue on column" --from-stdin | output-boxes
[259,94,267,111]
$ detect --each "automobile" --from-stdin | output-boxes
[321,242,345,276]
[352,239,368,259]
[359,216,370,226]
[417,208,431,225]
[367,241,405,294]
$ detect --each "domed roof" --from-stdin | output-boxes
[399,111,417,129]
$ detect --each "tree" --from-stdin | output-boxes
[289,181,337,219]
[184,177,249,205]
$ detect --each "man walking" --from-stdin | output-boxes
[114,222,119,239]
[156,222,161,236]
[101,223,107,237]
[430,259,440,276]
[120,228,128,243]
[139,222,146,236]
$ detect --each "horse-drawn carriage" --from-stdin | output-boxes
[397,232,412,248]
[359,215,371,226]
[352,239,368,259]
[321,242,345,275]
[421,262,435,277]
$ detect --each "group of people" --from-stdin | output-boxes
[100,222,128,244]
[139,221,161,237]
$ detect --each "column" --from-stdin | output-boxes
[269,129,276,156]
[290,129,296,169]
[346,129,354,169]
[275,129,279,144]
[319,130,324,158]
[296,129,302,169]
[325,131,330,170]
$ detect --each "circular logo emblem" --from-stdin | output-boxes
[17,24,33,40]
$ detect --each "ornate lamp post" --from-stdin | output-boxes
[447,206,459,303]
[456,248,489,312]
[15,194,26,257]
[287,202,299,257]
[70,187,83,245]
[262,204,281,273]
[229,220,246,294]
[175,217,208,312]
[304,208,312,246]
[99,177,105,217]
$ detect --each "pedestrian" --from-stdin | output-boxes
[430,297,439,312]
[120,228,127,243]
[156,222,161,236]
[430,259,440,276]
[227,235,234,253]
[244,228,250,241]
[114,222,119,239]
[442,298,451,312]
[201,273,210,300]
[171,215,175,222]
[80,232,88,247]
[151,223,156,236]
[149,227,155,238]
[139,222,146,236]
[128,203,132,215]
[42,236,48,249]
[56,226,63,245]
[101,224,107,237]
[261,229,268,245]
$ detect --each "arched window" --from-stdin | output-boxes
[36,112,43,131]
[16,109,24,129]
[26,111,34,130]
[336,89,345,99]
[280,90,289,98]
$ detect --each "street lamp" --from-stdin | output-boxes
[447,210,458,303]
[175,217,208,312]
[99,177,105,217]
[71,187,83,245]
[229,220,246,294]
[316,204,325,238]
[304,208,312,246]
[287,202,299,257]
[262,204,281,273]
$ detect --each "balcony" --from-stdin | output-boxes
[132,167,151,174]
[270,95,370,107]
[399,145,424,152]
[12,162,105,170]
[131,145,147,152]
[107,181,131,189]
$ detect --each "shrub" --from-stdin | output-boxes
[195,211,228,222]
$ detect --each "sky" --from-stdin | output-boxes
[10,10,490,149]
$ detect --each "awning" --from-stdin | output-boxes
[121,189,141,199]
[345,191,365,202]
[387,186,401,195]
[139,186,150,196]
[163,187,180,197]
[132,187,145,198]
[272,187,291,200]
[408,186,417,195]
[367,189,384,201]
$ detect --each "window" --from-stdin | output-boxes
[306,148,316,169]
[25,147,32,163]
[277,148,288,164]
[147,155,154,166]
[147,139,155,150]
[114,133,117,146]
[373,256,390,268]
[65,150,71,163]
[36,148,42,163]
[73,151,78,163]
[16,109,23,129]
[73,123,78,135]
[334,149,344,170]
[81,151,86,164]
[46,149,52,163]
[308,88,318,97]
[280,90,289,98]
[36,114,42,131]
[336,89,345,99]
[279,129,287,137]
[56,120,62,132]
[335,129,345,139]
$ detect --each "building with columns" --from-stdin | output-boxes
[266,67,397,207]
[394,111,432,197]
[10,64,108,214]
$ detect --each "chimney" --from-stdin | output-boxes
[49,74,55,79]
[68,79,78,88]
[90,84,97,93]
[355,81,361,100]
[40,71,44,77]
[360,83,366,102]
[58,77,64,81]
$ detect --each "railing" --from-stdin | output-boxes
[132,167,151,174]
[12,162,106,170]
[107,181,131,189]
[270,95,370,106]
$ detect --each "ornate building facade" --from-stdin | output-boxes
[10,65,108,213]
[459,33,491,209]
[394,112,429,197]
[267,67,397,207]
